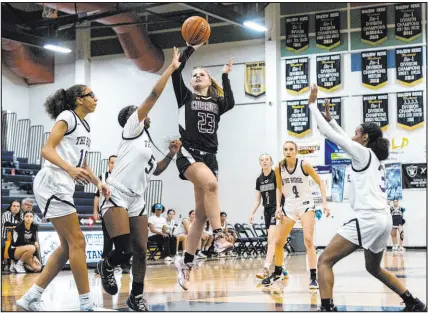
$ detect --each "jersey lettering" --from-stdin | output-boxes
[197,112,216,134]
[145,155,155,174]
[378,165,386,193]
[75,136,91,147]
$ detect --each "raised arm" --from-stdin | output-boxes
[321,98,348,137]
[137,47,181,121]
[219,58,235,114]
[308,85,369,167]
[171,46,196,107]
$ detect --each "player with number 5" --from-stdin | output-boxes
[308,85,426,312]
[262,140,330,290]
[172,42,236,290]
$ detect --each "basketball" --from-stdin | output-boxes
[181,16,211,45]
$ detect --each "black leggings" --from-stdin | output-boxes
[148,234,177,257]
[101,218,113,259]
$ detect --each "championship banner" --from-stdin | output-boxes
[324,138,351,165]
[385,163,403,200]
[362,94,389,131]
[287,99,311,137]
[395,3,422,42]
[395,47,423,86]
[331,165,346,202]
[244,61,266,97]
[342,165,352,202]
[285,15,309,53]
[285,57,309,94]
[361,6,387,45]
[361,50,388,89]
[310,165,332,203]
[39,230,104,266]
[316,54,341,92]
[296,141,322,165]
[315,11,341,50]
[317,97,342,126]
[396,91,424,130]
[402,163,427,189]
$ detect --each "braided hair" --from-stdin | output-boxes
[118,105,138,128]
[360,122,389,161]
[44,85,86,119]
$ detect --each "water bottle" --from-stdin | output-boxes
[315,209,322,220]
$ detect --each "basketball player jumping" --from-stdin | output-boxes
[172,43,236,290]
[308,85,426,312]
[17,85,110,311]
[262,141,330,290]
[96,48,182,311]
[250,154,289,280]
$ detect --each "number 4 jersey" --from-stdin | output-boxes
[107,110,156,196]
[276,158,314,214]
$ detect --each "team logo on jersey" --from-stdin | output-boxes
[406,165,418,178]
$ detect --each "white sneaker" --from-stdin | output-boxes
[17,295,46,311]
[213,232,233,253]
[14,262,27,273]
[81,303,115,311]
[174,256,192,291]
[9,261,16,273]
[165,256,173,262]
[196,252,207,259]
[399,246,406,252]
[392,246,398,252]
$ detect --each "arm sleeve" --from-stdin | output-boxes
[255,178,260,191]
[219,73,235,114]
[309,103,370,167]
[171,46,195,108]
[329,119,348,138]
[123,110,144,138]
[55,111,75,133]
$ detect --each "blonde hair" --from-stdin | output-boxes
[279,141,298,169]
[194,67,224,97]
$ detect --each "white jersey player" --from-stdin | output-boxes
[309,85,426,312]
[17,86,110,312]
[262,141,329,289]
[96,48,182,312]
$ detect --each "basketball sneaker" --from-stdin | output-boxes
[196,252,207,259]
[262,271,284,286]
[14,261,27,273]
[402,299,427,312]
[256,267,269,279]
[213,232,233,253]
[399,246,406,253]
[16,294,46,311]
[318,305,338,311]
[174,256,193,291]
[126,293,148,311]
[309,279,319,289]
[97,258,118,295]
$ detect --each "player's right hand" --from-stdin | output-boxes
[249,214,254,224]
[275,207,283,220]
[322,98,333,122]
[68,167,91,185]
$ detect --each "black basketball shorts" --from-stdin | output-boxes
[176,146,218,181]
[264,206,277,229]
[392,215,403,229]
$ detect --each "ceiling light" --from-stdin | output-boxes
[243,20,267,32]
[43,43,71,53]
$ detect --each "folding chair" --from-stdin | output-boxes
[242,223,265,255]
[147,241,160,260]
[252,223,268,254]
[234,223,254,257]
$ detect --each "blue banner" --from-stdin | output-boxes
[332,165,346,202]
[324,139,352,165]
[385,163,403,200]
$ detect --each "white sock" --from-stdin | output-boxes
[79,293,92,308]
[264,262,271,269]
[17,260,24,266]
[27,284,44,299]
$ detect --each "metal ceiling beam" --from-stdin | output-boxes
[179,3,246,28]
[1,24,47,48]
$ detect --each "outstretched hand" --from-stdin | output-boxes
[308,84,318,104]
[223,58,235,74]
[186,42,205,50]
[168,139,182,155]
[170,47,181,70]
[322,98,333,122]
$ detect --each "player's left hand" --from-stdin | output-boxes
[99,182,111,200]
[322,204,330,218]
[308,84,318,104]
[168,139,182,155]
[223,58,235,73]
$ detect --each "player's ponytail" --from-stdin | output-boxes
[208,76,224,97]
[44,85,86,119]
[360,122,390,161]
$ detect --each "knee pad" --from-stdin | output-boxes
[109,234,132,265]
[400,231,404,241]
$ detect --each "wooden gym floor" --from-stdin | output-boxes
[2,250,426,311]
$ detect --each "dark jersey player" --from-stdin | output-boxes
[172,42,235,291]
[250,154,289,281]
[390,199,406,252]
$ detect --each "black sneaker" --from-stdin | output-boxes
[262,272,282,286]
[126,294,148,311]
[97,258,118,295]
[94,267,99,275]
[318,306,338,312]
[402,299,427,312]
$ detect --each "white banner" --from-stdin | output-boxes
[39,230,104,266]
[296,141,322,165]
